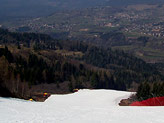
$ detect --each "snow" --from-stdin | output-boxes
[0,89,164,123]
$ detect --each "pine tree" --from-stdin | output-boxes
[91,73,99,88]
[68,81,73,92]
[137,82,151,100]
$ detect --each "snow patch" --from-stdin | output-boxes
[0,89,164,123]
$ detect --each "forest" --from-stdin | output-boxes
[0,28,163,100]
[137,82,164,100]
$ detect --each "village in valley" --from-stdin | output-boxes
[2,4,164,39]
[1,4,164,64]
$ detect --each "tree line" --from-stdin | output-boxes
[137,82,164,100]
[0,28,164,99]
[0,46,127,99]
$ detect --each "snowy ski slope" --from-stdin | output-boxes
[0,89,164,123]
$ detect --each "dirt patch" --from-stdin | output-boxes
[119,94,137,106]
[119,98,133,106]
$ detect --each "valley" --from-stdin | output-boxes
[2,4,164,63]
[1,1,164,122]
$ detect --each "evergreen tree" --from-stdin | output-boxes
[91,73,99,88]
[68,81,73,92]
[137,82,151,100]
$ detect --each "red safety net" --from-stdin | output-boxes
[130,97,164,106]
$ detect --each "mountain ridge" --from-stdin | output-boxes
[0,0,164,20]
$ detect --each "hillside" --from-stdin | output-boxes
[3,5,164,63]
[0,0,164,21]
[0,0,108,20]
[0,28,163,99]
[0,89,164,122]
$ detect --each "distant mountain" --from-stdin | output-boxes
[0,0,164,20]
[107,0,164,6]
[0,0,107,20]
